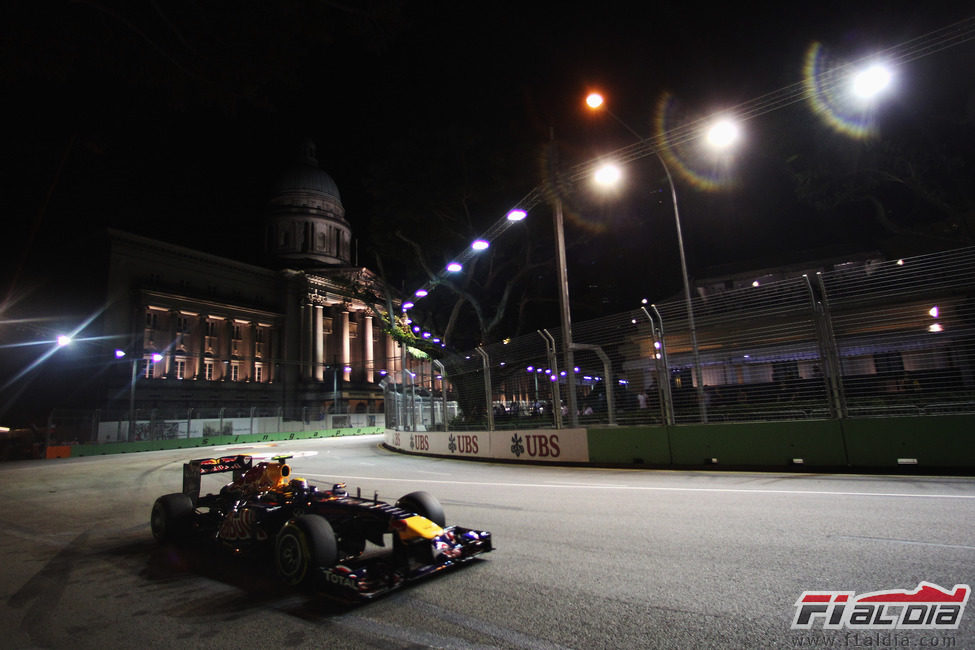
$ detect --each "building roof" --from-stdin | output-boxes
[270,139,342,203]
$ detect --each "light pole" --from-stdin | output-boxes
[117,350,161,441]
[548,133,579,427]
[587,92,739,423]
[553,191,579,427]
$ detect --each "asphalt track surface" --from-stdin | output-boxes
[1,434,973,649]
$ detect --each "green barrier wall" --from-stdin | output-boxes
[841,416,975,468]
[66,426,384,457]
[587,416,975,471]
[668,420,848,468]
[55,417,975,472]
[584,426,673,466]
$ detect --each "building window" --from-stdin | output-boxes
[255,364,263,383]
[206,320,217,337]
[233,324,242,340]
[348,321,358,339]
[146,311,158,329]
[176,316,188,332]
[144,356,156,379]
[256,327,265,343]
[175,359,185,380]
[231,363,240,382]
[205,361,214,381]
[323,317,333,335]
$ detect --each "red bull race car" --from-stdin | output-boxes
[149,454,492,600]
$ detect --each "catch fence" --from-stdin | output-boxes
[440,246,975,429]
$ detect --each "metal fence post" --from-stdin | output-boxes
[475,347,494,431]
[433,359,448,432]
[804,274,848,419]
[641,306,674,425]
[572,343,615,425]
[539,330,563,429]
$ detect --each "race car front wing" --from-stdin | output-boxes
[314,525,493,600]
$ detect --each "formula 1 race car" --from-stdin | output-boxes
[149,454,492,600]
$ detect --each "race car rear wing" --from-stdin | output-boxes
[182,454,252,503]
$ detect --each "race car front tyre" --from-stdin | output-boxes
[150,493,193,543]
[275,514,338,587]
[396,491,446,527]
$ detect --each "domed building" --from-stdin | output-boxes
[265,140,353,270]
[96,141,409,441]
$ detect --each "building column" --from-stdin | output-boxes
[225,318,234,380]
[341,310,351,382]
[196,314,207,379]
[268,324,277,383]
[313,305,324,381]
[249,321,258,382]
[165,309,179,378]
[301,303,312,380]
[363,315,374,383]
[386,333,398,375]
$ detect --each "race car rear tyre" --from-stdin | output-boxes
[150,493,194,543]
[396,491,446,527]
[275,514,338,587]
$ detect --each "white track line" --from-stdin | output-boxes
[302,473,975,500]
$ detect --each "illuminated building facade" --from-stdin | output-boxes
[101,141,402,420]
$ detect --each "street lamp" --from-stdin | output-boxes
[116,349,162,441]
[851,62,893,101]
[706,118,741,149]
[585,92,738,422]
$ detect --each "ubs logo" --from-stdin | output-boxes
[448,434,479,454]
[510,434,560,458]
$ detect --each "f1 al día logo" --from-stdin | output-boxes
[792,582,969,630]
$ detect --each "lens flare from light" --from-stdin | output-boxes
[653,93,738,191]
[803,42,891,139]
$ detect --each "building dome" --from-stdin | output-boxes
[265,140,352,270]
[272,140,342,201]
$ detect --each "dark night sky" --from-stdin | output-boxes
[2,1,975,417]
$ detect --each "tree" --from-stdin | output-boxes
[788,101,975,251]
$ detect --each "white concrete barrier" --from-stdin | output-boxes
[384,428,590,463]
